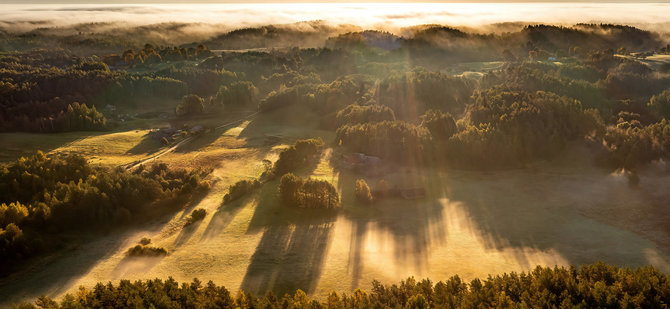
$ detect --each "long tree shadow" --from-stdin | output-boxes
[0,225,147,307]
[241,219,335,296]
[0,131,107,163]
[111,255,166,279]
[174,219,205,247]
[240,157,339,295]
[201,194,256,241]
[442,168,670,270]
[337,164,449,289]
[125,132,163,155]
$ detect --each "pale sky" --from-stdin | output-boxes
[2,1,670,33]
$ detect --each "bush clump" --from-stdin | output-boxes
[126,244,168,257]
[184,208,207,226]
[223,179,261,204]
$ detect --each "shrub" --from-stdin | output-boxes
[354,179,374,204]
[126,244,168,257]
[223,179,261,204]
[184,208,207,226]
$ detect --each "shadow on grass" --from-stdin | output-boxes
[125,132,163,155]
[0,131,106,163]
[336,166,449,288]
[111,255,165,279]
[0,228,136,307]
[241,219,336,296]
[173,131,223,153]
[442,169,670,269]
[200,193,254,241]
[175,189,211,221]
[174,219,205,247]
[240,166,339,295]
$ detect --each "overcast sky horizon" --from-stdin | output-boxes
[3,1,670,34]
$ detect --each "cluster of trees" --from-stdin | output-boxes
[336,121,430,163]
[271,138,324,177]
[175,94,206,117]
[154,66,238,96]
[336,104,395,127]
[258,75,370,116]
[278,173,340,209]
[215,81,259,107]
[421,110,457,140]
[648,88,670,119]
[375,68,473,118]
[0,50,193,132]
[0,152,210,274]
[102,44,216,68]
[1,102,107,133]
[16,262,670,308]
[0,52,117,132]
[448,88,596,167]
[480,62,609,112]
[222,179,261,204]
[602,118,670,169]
[258,84,316,112]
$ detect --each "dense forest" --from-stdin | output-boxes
[1,23,669,172]
[14,262,670,308]
[0,152,210,275]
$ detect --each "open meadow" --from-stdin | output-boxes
[1,108,669,306]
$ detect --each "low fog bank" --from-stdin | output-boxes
[3,3,670,33]
[2,3,670,42]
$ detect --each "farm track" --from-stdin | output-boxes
[122,111,259,170]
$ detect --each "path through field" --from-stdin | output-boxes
[2,126,670,306]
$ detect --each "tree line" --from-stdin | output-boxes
[15,262,670,308]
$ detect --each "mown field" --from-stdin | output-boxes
[1,108,670,306]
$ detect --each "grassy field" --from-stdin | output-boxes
[1,108,670,306]
[0,129,164,166]
[616,53,670,71]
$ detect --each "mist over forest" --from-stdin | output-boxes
[2,3,670,308]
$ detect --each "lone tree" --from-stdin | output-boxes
[354,179,373,204]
